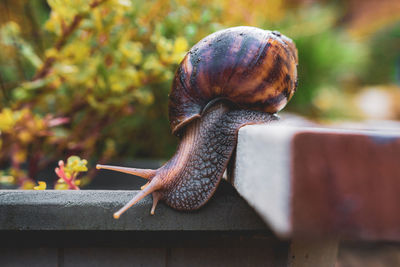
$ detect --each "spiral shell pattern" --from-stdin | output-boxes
[168,26,298,135]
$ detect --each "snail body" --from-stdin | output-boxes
[97,26,298,218]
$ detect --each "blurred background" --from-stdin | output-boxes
[0,0,399,188]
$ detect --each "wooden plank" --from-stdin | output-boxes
[0,248,57,267]
[169,247,288,267]
[291,131,400,240]
[288,238,339,267]
[63,248,166,267]
[337,241,400,266]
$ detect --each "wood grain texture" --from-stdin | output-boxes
[291,132,400,240]
[288,238,339,267]
[169,247,288,267]
[0,248,58,267]
[63,248,166,267]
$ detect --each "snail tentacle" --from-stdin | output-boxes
[96,164,156,180]
[140,181,150,190]
[113,176,163,219]
[151,192,162,215]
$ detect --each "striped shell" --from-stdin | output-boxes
[168,26,298,135]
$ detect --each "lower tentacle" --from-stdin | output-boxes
[113,177,162,219]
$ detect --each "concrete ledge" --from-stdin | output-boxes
[0,182,267,231]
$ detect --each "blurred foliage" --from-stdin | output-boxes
[0,0,399,187]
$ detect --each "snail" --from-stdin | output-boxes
[96,26,298,219]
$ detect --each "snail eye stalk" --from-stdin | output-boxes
[96,164,156,180]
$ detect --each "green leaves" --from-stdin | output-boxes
[0,22,42,68]
[66,156,88,174]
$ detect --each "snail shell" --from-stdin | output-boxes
[169,26,298,135]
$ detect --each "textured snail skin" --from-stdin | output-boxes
[160,102,277,210]
[96,26,297,218]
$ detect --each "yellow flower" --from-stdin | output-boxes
[66,155,88,174]
[109,73,126,92]
[170,37,189,63]
[0,108,15,131]
[55,182,69,190]
[21,180,35,190]
[173,37,188,54]
[123,68,141,87]
[34,181,47,190]
[120,42,143,65]
[133,89,154,106]
[0,175,15,184]
[45,48,58,59]
[14,150,27,163]
[44,12,61,34]
[18,130,33,144]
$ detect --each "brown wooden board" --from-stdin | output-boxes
[291,131,400,240]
